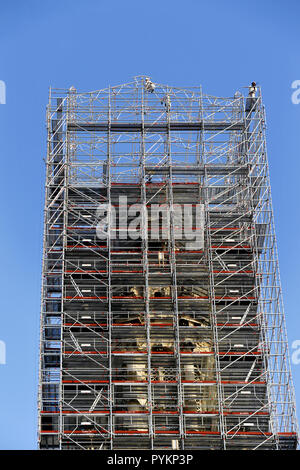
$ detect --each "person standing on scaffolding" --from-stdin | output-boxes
[161,93,171,111]
[245,81,257,112]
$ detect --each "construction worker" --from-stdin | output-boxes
[145,77,155,93]
[248,81,257,98]
[245,81,257,113]
[161,94,171,111]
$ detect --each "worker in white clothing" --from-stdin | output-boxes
[144,77,155,93]
[248,81,257,98]
[161,94,171,111]
[245,81,257,113]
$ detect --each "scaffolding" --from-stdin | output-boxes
[38,76,298,450]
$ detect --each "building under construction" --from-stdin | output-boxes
[38,77,298,450]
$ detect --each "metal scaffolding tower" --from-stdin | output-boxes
[38,77,298,450]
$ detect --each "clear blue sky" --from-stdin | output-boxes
[0,0,300,449]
